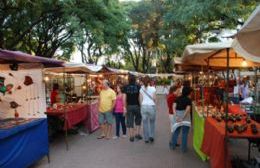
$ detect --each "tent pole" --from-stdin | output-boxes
[63,68,69,151]
[206,59,210,117]
[254,67,258,105]
[224,48,230,168]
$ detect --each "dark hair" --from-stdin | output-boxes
[169,85,178,94]
[143,76,150,88]
[183,80,191,87]
[128,75,136,84]
[116,84,123,94]
[182,86,192,97]
[53,83,59,90]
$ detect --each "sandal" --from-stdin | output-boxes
[97,135,105,139]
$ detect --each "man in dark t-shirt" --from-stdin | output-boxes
[123,75,142,142]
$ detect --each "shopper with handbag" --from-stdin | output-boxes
[139,76,157,143]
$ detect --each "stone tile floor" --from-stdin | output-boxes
[32,96,258,168]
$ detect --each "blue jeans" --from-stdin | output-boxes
[141,105,156,141]
[170,126,190,152]
[114,113,126,137]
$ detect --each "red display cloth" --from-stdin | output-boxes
[228,105,246,115]
[46,104,88,130]
[201,117,260,168]
[85,102,99,133]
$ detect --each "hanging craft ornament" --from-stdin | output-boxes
[9,63,18,71]
[10,101,21,109]
[14,109,19,118]
[6,84,14,92]
[24,76,33,86]
[0,76,7,95]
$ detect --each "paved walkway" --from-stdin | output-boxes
[33,95,209,168]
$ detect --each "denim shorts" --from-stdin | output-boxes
[126,105,141,128]
[99,111,113,125]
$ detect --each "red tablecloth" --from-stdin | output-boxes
[201,117,260,168]
[46,104,88,130]
[228,105,246,115]
[85,102,99,133]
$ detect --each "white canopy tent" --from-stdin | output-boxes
[44,62,94,74]
[182,41,260,68]
[232,5,260,63]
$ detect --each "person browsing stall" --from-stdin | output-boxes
[170,86,192,152]
[123,75,142,142]
[113,85,127,139]
[139,76,157,143]
[98,80,116,140]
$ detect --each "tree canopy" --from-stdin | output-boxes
[0,0,259,72]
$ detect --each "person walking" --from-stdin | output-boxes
[98,80,116,140]
[170,86,192,152]
[113,85,127,139]
[167,85,178,132]
[139,76,157,143]
[123,75,142,142]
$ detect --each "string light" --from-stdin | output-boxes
[241,60,248,67]
[43,76,49,82]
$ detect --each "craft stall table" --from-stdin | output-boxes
[45,103,88,130]
[0,118,49,168]
[192,105,208,161]
[85,100,99,133]
[228,104,247,115]
[201,117,260,168]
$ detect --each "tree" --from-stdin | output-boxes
[0,0,130,60]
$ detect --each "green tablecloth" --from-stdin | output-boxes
[193,106,208,161]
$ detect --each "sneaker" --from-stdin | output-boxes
[145,140,149,144]
[112,136,119,139]
[135,135,143,140]
[129,137,135,142]
[149,137,154,143]
[122,135,127,138]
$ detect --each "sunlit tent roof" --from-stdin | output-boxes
[85,64,103,72]
[182,41,260,68]
[44,62,94,74]
[0,49,64,67]
[232,5,260,63]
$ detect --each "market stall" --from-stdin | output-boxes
[181,41,260,167]
[0,49,63,168]
[44,63,100,148]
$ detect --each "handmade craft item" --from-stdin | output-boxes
[24,76,33,86]
[0,76,7,95]
[9,63,18,71]
[10,101,20,109]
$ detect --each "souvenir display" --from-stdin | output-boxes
[251,124,258,134]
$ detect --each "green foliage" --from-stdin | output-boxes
[0,0,130,60]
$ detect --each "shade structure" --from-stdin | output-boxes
[182,41,260,68]
[173,57,210,72]
[0,49,64,67]
[232,5,260,63]
[44,62,94,74]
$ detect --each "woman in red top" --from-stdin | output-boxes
[50,83,59,106]
[167,85,178,132]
